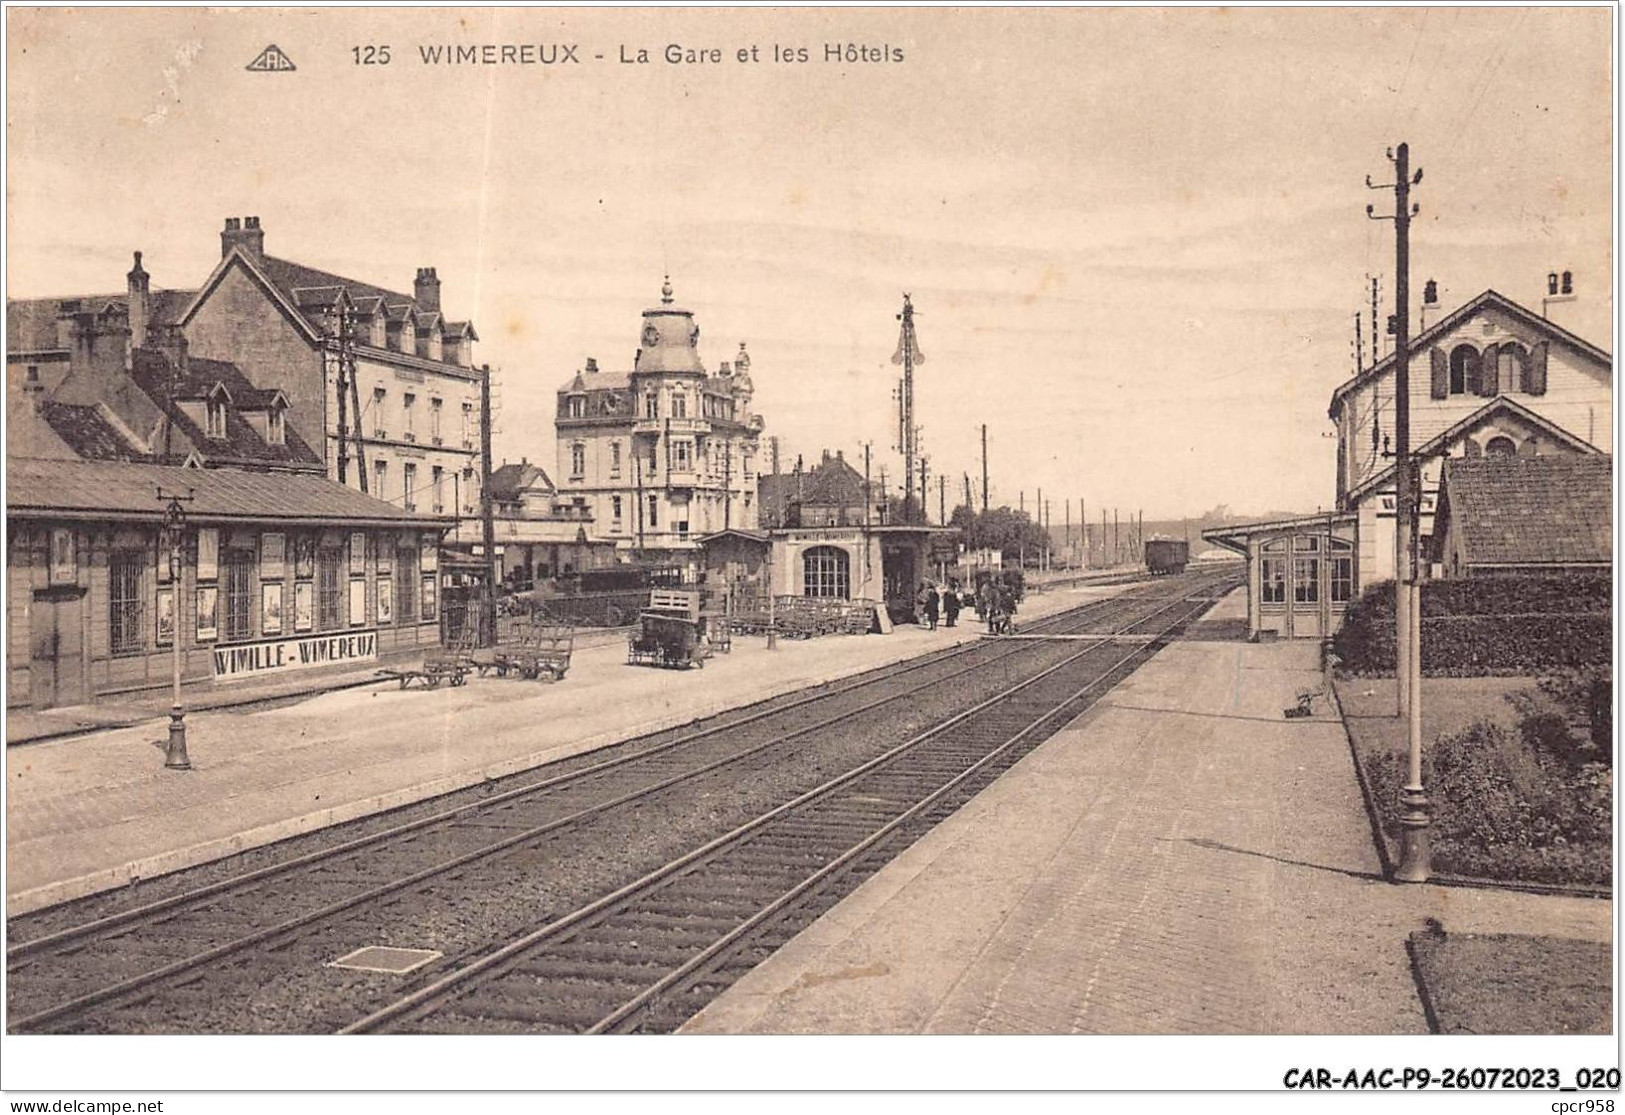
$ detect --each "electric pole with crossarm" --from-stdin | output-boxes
[1367,141,1428,882]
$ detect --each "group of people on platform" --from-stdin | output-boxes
[915,572,1020,635]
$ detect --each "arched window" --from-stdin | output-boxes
[1485,436,1517,457]
[1498,344,1525,394]
[802,546,850,599]
[1448,345,1479,395]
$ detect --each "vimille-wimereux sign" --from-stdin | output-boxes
[211,630,378,681]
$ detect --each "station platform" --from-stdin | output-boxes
[684,587,1613,1035]
[4,581,1117,915]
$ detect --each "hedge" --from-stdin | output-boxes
[1333,577,1612,677]
[1361,718,1612,886]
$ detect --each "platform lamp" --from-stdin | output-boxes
[157,486,195,770]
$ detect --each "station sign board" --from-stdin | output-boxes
[211,629,379,682]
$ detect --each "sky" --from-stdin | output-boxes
[6,6,1614,521]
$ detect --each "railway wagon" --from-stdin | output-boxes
[1144,539,1190,576]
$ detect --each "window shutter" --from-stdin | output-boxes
[1527,341,1549,395]
[1429,347,1449,398]
[1478,342,1499,396]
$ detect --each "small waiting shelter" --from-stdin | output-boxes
[698,523,955,624]
[1202,512,1357,640]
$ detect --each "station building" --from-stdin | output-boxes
[554,280,765,570]
[1207,287,1612,639]
[7,459,448,710]
[1327,289,1611,588]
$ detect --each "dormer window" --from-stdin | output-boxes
[268,406,286,446]
[206,396,227,439]
[568,395,586,419]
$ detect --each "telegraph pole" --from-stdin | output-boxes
[919,456,930,525]
[1368,140,1428,882]
[334,316,351,485]
[479,363,497,648]
[893,294,923,524]
[864,443,873,528]
[938,474,947,525]
[980,424,989,512]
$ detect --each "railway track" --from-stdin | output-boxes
[8,569,1238,1034]
[348,588,1220,1034]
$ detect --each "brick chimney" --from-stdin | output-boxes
[414,267,441,312]
[126,251,151,349]
[221,215,265,261]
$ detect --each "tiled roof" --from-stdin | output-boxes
[39,402,150,462]
[130,350,322,470]
[7,290,194,351]
[1440,455,1612,567]
[7,457,449,527]
[256,256,416,317]
[759,455,867,523]
[487,461,554,501]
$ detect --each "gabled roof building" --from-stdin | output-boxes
[1431,455,1612,577]
[176,216,485,519]
[1326,287,1611,589]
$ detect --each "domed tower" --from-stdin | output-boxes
[633,276,707,377]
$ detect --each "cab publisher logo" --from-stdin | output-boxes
[246,44,296,72]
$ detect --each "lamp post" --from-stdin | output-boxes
[158,487,194,770]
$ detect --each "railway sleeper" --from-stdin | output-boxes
[509,954,677,986]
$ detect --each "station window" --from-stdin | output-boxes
[109,549,146,654]
[803,546,851,599]
[611,495,623,528]
[673,440,692,471]
[1260,553,1287,605]
[672,393,687,419]
[403,463,418,512]
[610,441,622,477]
[1293,556,1320,604]
[644,392,659,420]
[396,542,419,623]
[223,548,255,641]
[1449,345,1479,395]
[318,548,343,630]
[647,495,659,528]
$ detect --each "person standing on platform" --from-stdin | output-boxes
[977,574,997,634]
[943,579,962,628]
[919,580,940,630]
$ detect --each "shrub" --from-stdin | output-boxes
[1333,579,1397,675]
[1362,718,1612,885]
